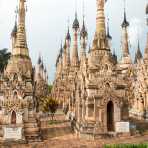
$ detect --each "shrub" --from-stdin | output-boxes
[41,97,58,120]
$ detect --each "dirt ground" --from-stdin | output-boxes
[1,114,148,148]
[4,134,148,148]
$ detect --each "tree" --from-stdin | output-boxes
[0,48,11,73]
[41,97,58,120]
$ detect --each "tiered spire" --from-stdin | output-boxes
[58,44,63,75]
[121,9,129,28]
[5,0,32,77]
[13,0,29,56]
[80,16,88,62]
[112,49,117,64]
[71,12,79,67]
[121,1,130,58]
[66,26,71,41]
[134,41,143,64]
[37,54,42,65]
[65,26,71,67]
[91,0,108,50]
[80,17,88,40]
[56,43,62,67]
[63,39,67,68]
[35,55,48,83]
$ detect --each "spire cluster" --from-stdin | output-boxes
[35,55,48,83]
[56,10,89,70]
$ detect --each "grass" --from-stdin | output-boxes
[104,143,148,148]
[48,120,67,125]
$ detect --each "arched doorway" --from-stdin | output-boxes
[11,111,16,124]
[107,101,114,131]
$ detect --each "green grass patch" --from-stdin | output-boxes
[104,143,148,148]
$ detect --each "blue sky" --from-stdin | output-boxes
[0,0,147,83]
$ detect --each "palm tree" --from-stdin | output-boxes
[0,48,11,73]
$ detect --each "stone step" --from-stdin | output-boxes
[23,113,42,142]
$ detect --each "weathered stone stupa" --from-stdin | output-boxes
[0,0,42,143]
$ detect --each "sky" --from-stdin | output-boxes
[0,0,147,83]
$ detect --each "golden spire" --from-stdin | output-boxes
[96,0,106,36]
[13,0,29,56]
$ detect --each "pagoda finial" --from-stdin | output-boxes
[82,0,86,29]
[66,19,71,41]
[14,0,29,56]
[134,39,143,63]
[122,0,129,28]
[96,0,106,35]
[38,53,42,65]
[121,0,130,60]
[18,0,26,25]
[60,42,63,57]
[11,8,18,37]
[80,1,88,40]
[72,10,79,67]
[75,0,77,13]
[73,0,79,31]
[15,6,18,22]
[73,12,79,30]
[112,49,117,63]
[82,0,85,19]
